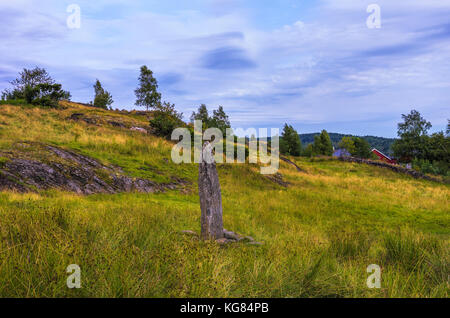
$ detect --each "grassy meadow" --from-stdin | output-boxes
[0,103,448,297]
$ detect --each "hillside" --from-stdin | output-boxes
[299,133,396,155]
[0,102,448,298]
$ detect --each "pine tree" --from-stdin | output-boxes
[211,106,231,135]
[93,79,113,109]
[280,124,302,156]
[313,130,333,156]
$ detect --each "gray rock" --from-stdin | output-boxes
[223,229,243,241]
[198,142,224,240]
[244,236,255,242]
[0,142,188,195]
[216,238,236,245]
[130,126,147,133]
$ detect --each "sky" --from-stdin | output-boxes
[0,0,449,137]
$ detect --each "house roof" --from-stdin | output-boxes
[371,148,392,160]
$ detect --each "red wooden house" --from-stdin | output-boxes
[371,148,397,165]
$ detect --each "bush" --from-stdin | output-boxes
[0,99,27,106]
[412,158,449,176]
[150,111,184,139]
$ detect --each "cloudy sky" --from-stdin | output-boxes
[1,0,449,137]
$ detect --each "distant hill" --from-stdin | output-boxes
[299,133,396,155]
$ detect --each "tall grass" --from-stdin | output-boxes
[0,103,448,297]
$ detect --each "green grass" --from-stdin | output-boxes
[0,102,448,298]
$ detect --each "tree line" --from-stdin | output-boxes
[280,110,449,176]
[279,125,373,159]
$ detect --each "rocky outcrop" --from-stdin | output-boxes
[67,112,150,133]
[280,156,304,172]
[180,228,263,246]
[0,142,189,194]
[338,157,445,183]
[265,172,289,187]
[130,127,148,134]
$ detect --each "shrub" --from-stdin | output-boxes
[0,99,27,106]
[149,102,184,139]
[412,158,449,176]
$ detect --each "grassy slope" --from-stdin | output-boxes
[0,103,448,297]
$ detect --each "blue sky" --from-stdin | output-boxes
[0,0,449,137]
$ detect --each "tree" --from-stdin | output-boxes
[190,104,231,134]
[2,66,63,101]
[190,104,210,126]
[446,119,449,136]
[280,124,302,156]
[392,110,431,162]
[312,130,333,156]
[2,67,70,107]
[338,136,356,155]
[93,79,113,109]
[302,143,314,157]
[352,137,372,158]
[10,67,54,91]
[211,106,231,135]
[31,83,71,107]
[134,66,161,111]
[426,132,449,163]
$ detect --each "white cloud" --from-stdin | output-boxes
[0,0,449,135]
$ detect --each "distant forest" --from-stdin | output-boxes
[299,133,396,155]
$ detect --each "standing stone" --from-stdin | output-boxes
[198,142,224,240]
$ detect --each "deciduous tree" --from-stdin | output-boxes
[135,66,161,111]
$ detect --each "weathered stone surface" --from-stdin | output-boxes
[198,142,224,240]
[216,238,231,245]
[244,236,255,242]
[216,230,263,246]
[130,126,148,134]
[265,172,289,187]
[109,121,126,128]
[280,156,304,172]
[223,229,243,241]
[0,142,190,195]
